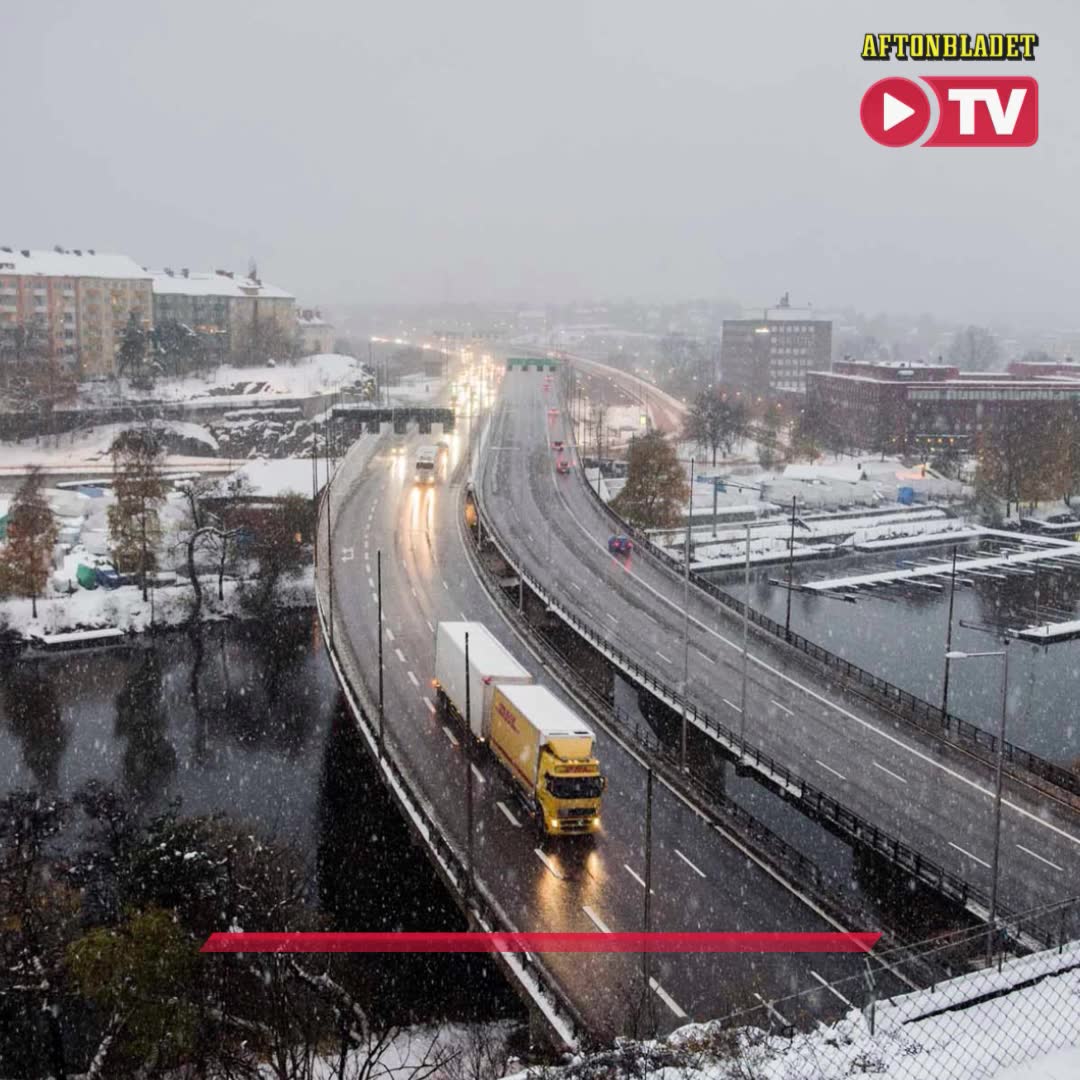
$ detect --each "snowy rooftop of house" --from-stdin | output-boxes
[225,458,319,499]
[297,309,331,327]
[0,247,151,280]
[149,269,293,300]
[783,463,864,484]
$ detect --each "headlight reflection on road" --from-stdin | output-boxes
[408,485,421,530]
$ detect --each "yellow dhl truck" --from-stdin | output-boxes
[433,621,605,836]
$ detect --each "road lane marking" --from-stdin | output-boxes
[605,613,618,623]
[1016,844,1064,872]
[535,849,564,879]
[395,648,406,663]
[623,864,655,893]
[442,726,459,747]
[722,699,742,714]
[650,978,688,1019]
[442,580,449,590]
[949,841,990,868]
[873,761,908,785]
[342,547,354,561]
[815,759,847,782]
[675,849,706,878]
[496,801,521,827]
[582,905,612,933]
[770,699,794,716]
[371,591,378,604]
[385,627,395,642]
[407,671,419,688]
[569,582,581,591]
[471,763,486,784]
[810,970,854,1008]
[695,647,711,662]
[424,697,436,714]
[426,620,434,633]
[656,651,673,664]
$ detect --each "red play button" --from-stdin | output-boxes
[860,77,931,147]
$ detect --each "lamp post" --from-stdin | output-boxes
[942,546,958,715]
[740,519,751,741]
[680,458,695,770]
[785,495,796,641]
[377,550,385,759]
[945,644,1009,963]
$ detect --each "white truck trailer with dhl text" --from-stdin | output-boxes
[433,621,605,835]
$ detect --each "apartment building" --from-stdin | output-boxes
[720,293,833,399]
[0,247,152,375]
[296,308,333,355]
[151,268,295,360]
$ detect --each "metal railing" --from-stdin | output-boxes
[313,461,584,1051]
[576,451,1080,800]
[472,492,1065,953]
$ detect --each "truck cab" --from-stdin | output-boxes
[414,444,439,484]
[536,746,606,835]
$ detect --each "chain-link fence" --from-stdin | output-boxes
[652,897,1080,1080]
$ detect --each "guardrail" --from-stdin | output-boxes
[471,489,1060,954]
[314,463,584,1051]
[572,438,1080,801]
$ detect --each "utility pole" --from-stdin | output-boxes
[784,494,797,642]
[377,549,385,759]
[641,767,654,1015]
[740,518,751,740]
[680,458,695,770]
[987,640,1010,965]
[464,631,475,900]
[942,545,958,715]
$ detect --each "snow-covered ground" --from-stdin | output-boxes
[502,942,1080,1080]
[86,352,373,405]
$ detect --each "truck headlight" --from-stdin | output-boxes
[548,818,559,830]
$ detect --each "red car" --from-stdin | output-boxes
[551,440,565,451]
[556,459,571,475]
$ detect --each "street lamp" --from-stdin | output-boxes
[945,644,1009,963]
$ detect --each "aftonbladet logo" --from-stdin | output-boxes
[859,33,1039,148]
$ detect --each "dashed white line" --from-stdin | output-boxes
[442,580,449,591]
[1016,844,1064,872]
[949,841,990,869]
[582,905,612,933]
[385,627,395,642]
[442,726,459,748]
[694,647,711,662]
[605,613,618,623]
[650,978,687,1019]
[722,699,742,714]
[411,587,418,599]
[770,699,794,716]
[810,970,854,1008]
[407,671,419,688]
[674,849,706,879]
[424,697,436,715]
[873,761,908,785]
[371,591,378,604]
[815,759,847,782]
[623,864,655,893]
[496,801,521,827]
[535,849,564,879]
[656,651,673,665]
[426,620,434,633]
[395,648,407,664]
[569,582,582,592]
[470,763,486,784]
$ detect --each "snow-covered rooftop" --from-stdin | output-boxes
[149,269,293,300]
[225,457,320,499]
[0,247,151,280]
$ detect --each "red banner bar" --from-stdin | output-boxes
[201,932,880,954]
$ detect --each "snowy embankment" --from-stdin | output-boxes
[2,566,315,642]
[502,942,1080,1080]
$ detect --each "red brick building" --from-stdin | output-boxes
[806,360,1080,455]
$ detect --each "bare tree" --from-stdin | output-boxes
[108,427,167,600]
[947,325,1001,372]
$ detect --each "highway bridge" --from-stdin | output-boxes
[315,355,1080,1046]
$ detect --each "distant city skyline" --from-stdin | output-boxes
[6,1,1077,327]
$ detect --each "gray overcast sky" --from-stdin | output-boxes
[6,1,1077,323]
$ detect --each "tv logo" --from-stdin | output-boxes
[860,76,1038,147]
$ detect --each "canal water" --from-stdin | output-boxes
[0,613,521,1025]
[706,539,1080,768]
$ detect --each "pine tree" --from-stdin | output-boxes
[0,467,58,619]
[116,311,148,381]
[107,428,166,600]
